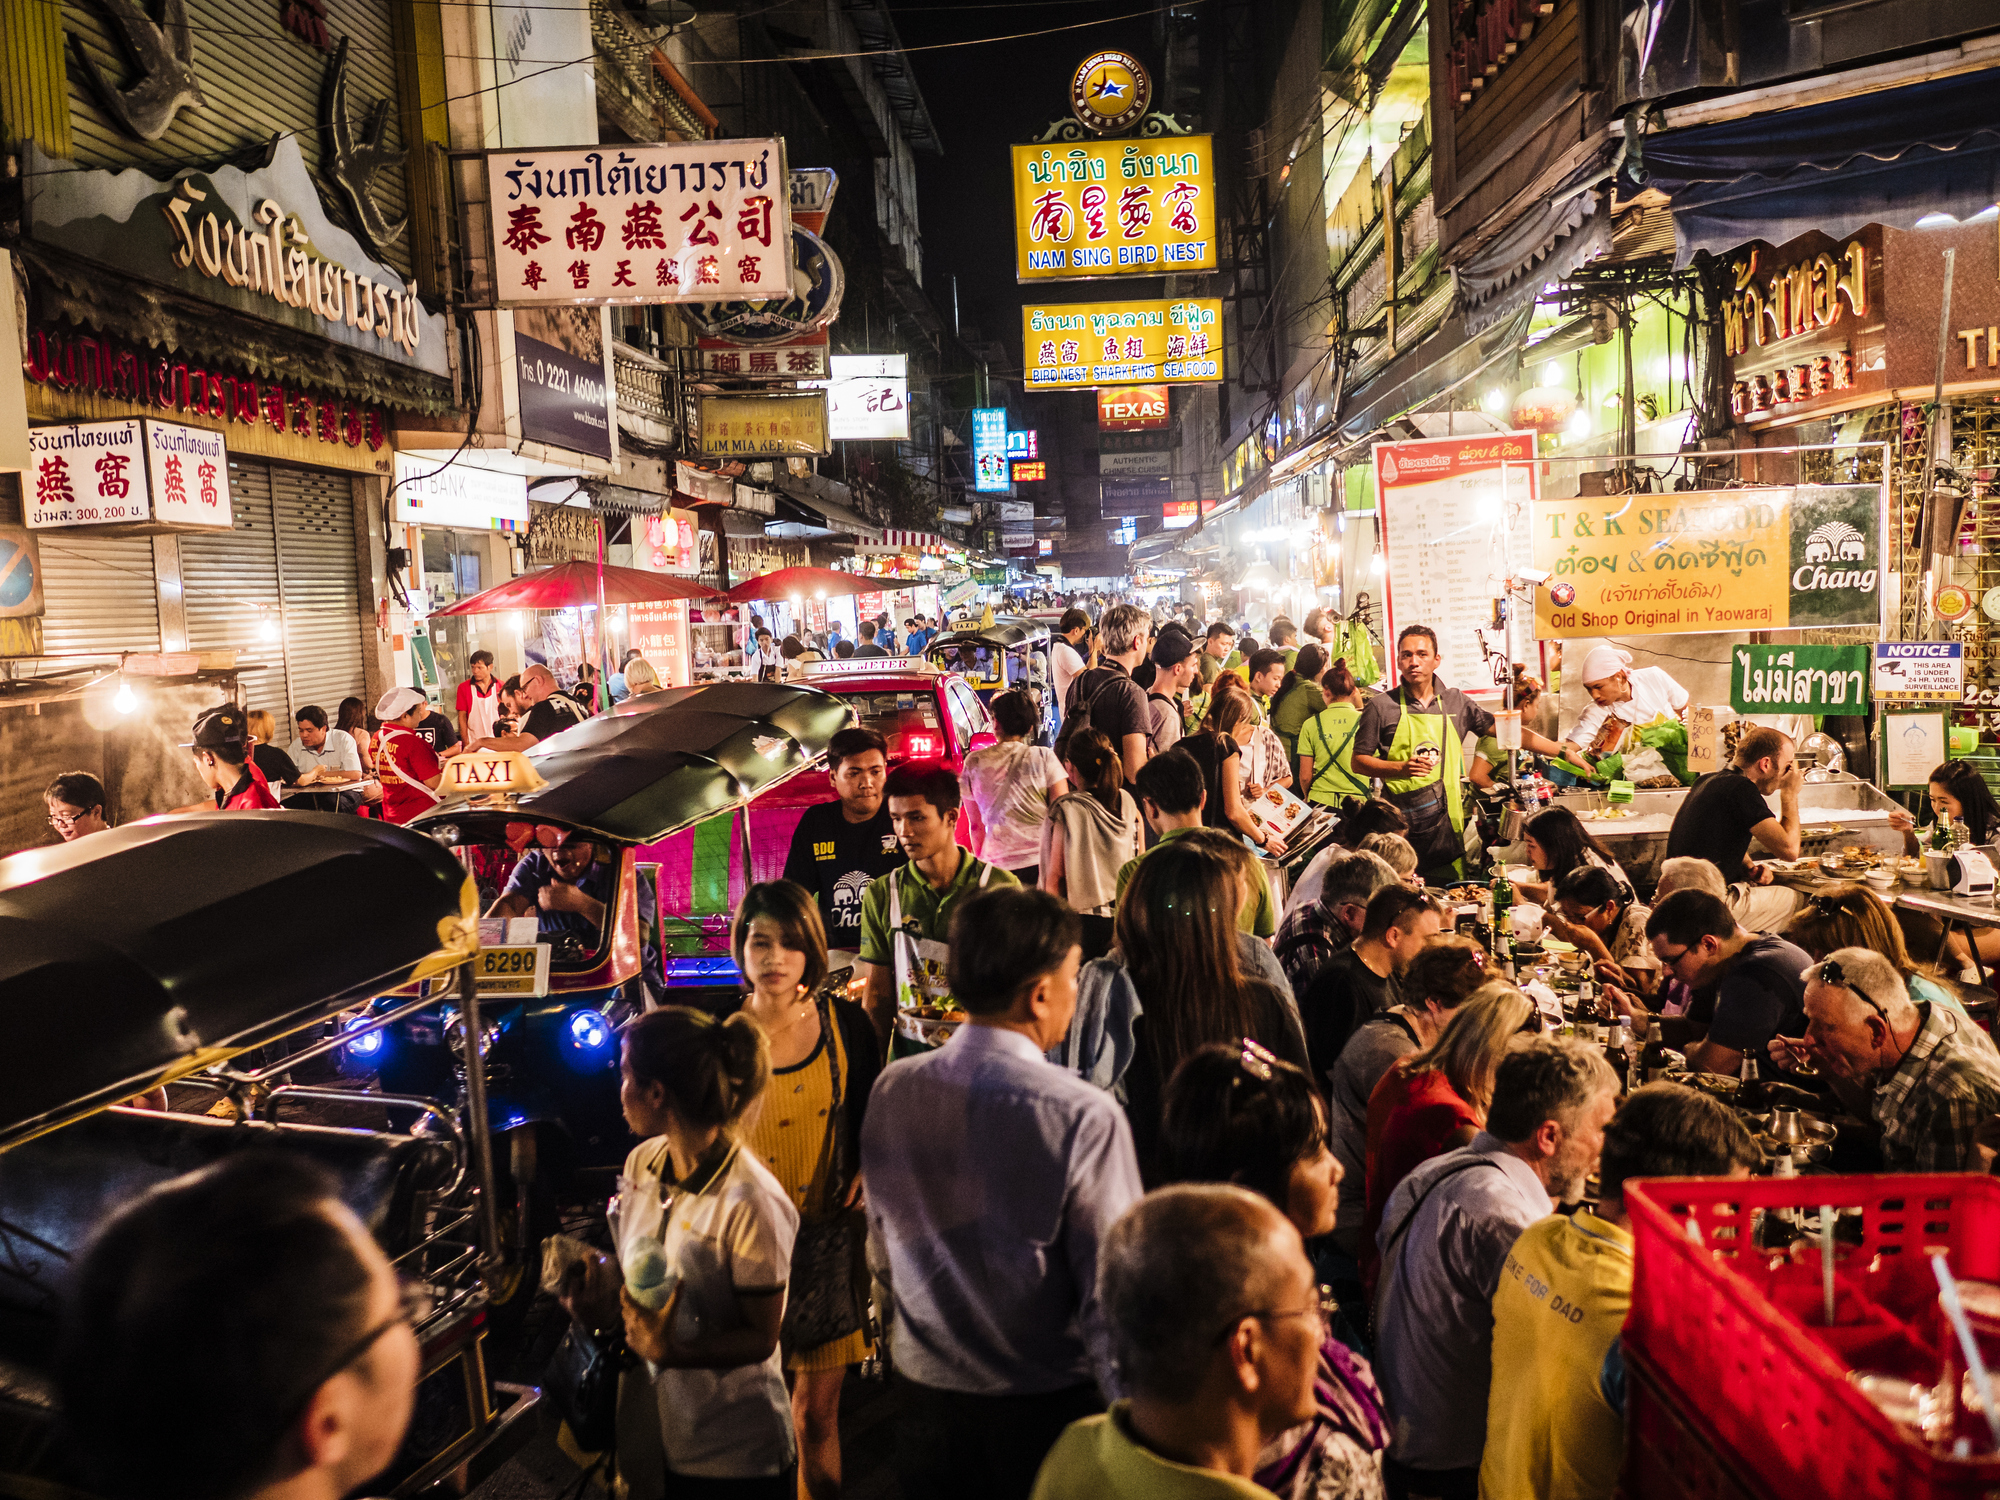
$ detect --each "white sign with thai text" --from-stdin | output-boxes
[145,420,233,528]
[27,421,148,528]
[487,140,793,304]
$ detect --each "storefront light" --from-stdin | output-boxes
[259,612,279,643]
[1483,388,1509,414]
[113,679,137,715]
[1567,410,1593,440]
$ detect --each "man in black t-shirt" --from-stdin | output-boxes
[1298,885,1442,1082]
[1664,725,1802,885]
[1059,601,1152,785]
[463,664,587,752]
[1646,887,1810,1077]
[782,726,904,959]
[415,703,461,757]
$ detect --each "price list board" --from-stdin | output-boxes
[1373,433,1537,688]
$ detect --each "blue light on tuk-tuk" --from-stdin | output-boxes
[567,1009,612,1051]
[343,1018,385,1058]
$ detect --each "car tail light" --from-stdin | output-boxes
[903,732,940,758]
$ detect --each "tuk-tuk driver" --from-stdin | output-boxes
[489,834,613,940]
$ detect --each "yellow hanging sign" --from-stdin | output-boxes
[1023,298,1224,389]
[1010,137,1217,282]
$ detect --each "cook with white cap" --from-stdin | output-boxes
[373,686,445,825]
[1559,644,1690,770]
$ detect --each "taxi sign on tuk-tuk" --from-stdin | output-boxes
[442,749,546,797]
[477,942,552,997]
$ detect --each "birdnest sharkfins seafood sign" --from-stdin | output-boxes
[21,138,448,377]
[1533,483,1885,638]
[485,139,794,305]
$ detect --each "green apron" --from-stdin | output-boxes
[1382,687,1466,880]
[1301,702,1368,807]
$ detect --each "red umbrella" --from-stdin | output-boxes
[431,559,715,614]
[725,566,874,604]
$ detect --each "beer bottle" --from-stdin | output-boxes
[1640,1032,1671,1084]
[1738,1056,1765,1112]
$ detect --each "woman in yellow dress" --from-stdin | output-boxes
[731,881,883,1500]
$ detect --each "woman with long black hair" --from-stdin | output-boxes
[1041,727,1142,959]
[1512,806,1627,907]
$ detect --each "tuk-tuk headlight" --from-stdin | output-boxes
[427,823,460,847]
[567,1009,612,1051]
[342,1017,385,1059]
[443,1015,503,1058]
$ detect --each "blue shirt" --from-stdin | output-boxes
[501,851,660,988]
[861,1025,1143,1397]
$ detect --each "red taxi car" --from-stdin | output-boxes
[654,655,994,987]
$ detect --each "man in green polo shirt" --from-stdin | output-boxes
[1116,749,1275,936]
[858,762,1020,1048]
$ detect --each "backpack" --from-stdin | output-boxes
[1058,665,1130,752]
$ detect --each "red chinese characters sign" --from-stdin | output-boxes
[489,141,793,305]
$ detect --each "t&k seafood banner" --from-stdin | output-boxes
[1533,484,1883,638]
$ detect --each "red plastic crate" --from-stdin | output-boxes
[1624,1173,2000,1499]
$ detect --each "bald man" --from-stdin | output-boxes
[463,664,587,752]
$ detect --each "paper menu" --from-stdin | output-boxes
[1243,783,1314,842]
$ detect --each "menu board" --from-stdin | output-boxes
[1374,433,1537,688]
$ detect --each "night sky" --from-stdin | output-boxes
[895,1,1167,372]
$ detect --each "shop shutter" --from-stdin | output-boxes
[273,466,366,732]
[182,461,288,742]
[34,534,161,656]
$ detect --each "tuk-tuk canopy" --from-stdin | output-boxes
[0,813,477,1151]
[419,681,853,845]
[926,615,1051,658]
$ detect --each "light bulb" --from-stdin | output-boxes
[114,681,137,714]
[259,614,279,642]
[1567,410,1593,440]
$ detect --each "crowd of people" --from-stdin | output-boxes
[36,597,2000,1500]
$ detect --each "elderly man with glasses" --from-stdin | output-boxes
[1771,946,2000,1172]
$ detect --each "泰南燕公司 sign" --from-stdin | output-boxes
[1873,642,1964,702]
[487,141,792,303]
[1534,484,1882,638]
[1012,138,1216,280]
[1373,432,1537,686]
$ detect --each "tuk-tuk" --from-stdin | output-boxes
[0,812,538,1499]
[925,615,1055,739]
[359,681,851,1305]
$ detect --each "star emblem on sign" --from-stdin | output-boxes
[1092,72,1127,100]
[1070,49,1150,132]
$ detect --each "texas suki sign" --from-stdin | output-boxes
[485,140,794,305]
[1098,384,1169,429]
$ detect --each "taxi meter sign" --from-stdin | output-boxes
[1874,642,1964,702]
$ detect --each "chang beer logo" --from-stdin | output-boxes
[1787,487,1879,627]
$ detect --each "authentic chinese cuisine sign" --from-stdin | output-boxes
[1024,299,1223,389]
[696,393,828,457]
[487,140,793,304]
[1534,484,1883,639]
[1011,138,1216,280]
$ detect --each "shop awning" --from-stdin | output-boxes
[1335,302,1535,448]
[878,529,951,554]
[774,477,885,542]
[1633,65,2000,264]
[1455,157,1614,334]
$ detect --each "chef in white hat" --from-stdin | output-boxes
[1559,644,1690,769]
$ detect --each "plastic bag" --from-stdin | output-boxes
[1632,716,1696,785]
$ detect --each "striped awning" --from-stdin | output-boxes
[878,529,950,554]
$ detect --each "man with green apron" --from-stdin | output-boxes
[857,763,1019,1054]
[1351,625,1568,882]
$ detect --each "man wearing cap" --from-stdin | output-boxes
[373,687,444,825]
[1144,629,1198,755]
[184,704,281,811]
[1560,644,1690,770]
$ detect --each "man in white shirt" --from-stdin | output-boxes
[291,704,365,810]
[1560,644,1690,768]
[1051,608,1091,716]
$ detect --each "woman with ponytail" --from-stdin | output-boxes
[580,1006,801,1497]
[1270,642,1330,770]
[1041,727,1143,960]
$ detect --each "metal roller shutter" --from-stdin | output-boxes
[182,461,288,741]
[35,534,161,656]
[273,467,366,732]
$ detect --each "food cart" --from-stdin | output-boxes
[0,813,538,1499]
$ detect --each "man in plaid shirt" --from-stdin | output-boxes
[1775,947,2000,1171]
[1274,849,1399,999]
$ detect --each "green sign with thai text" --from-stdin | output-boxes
[1730,643,1870,714]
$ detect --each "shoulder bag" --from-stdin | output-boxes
[779,992,870,1352]
[1367,1155,1503,1345]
